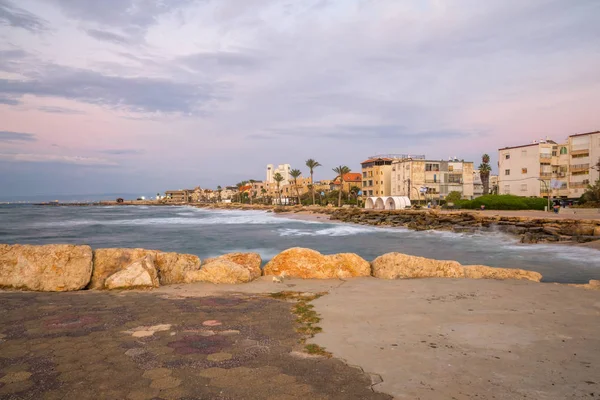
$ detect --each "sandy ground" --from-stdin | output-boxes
[158,277,600,400]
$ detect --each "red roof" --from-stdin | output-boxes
[333,173,362,184]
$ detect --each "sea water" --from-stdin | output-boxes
[0,204,598,283]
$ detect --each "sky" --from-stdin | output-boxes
[1,0,599,198]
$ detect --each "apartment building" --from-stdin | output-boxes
[391,158,474,201]
[266,164,291,185]
[332,172,362,192]
[568,131,600,198]
[361,155,424,197]
[473,170,499,196]
[498,131,599,200]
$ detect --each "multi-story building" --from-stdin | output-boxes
[498,132,599,200]
[164,190,189,203]
[332,172,362,193]
[361,155,425,197]
[473,171,499,196]
[266,164,291,185]
[498,140,559,198]
[568,131,600,198]
[391,158,474,201]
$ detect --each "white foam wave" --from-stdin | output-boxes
[277,224,401,237]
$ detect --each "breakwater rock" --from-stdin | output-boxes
[4,244,599,292]
[327,209,600,244]
[0,244,93,291]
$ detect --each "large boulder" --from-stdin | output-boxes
[155,252,201,285]
[263,248,371,279]
[105,256,159,289]
[90,248,201,289]
[186,259,257,284]
[202,253,262,281]
[90,248,157,289]
[0,244,93,291]
[371,252,464,279]
[463,265,542,282]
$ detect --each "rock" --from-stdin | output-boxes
[104,256,159,289]
[203,252,261,281]
[155,252,201,285]
[371,252,464,279]
[463,265,542,282]
[90,248,201,289]
[185,260,257,284]
[0,244,93,291]
[263,247,371,279]
[594,227,600,237]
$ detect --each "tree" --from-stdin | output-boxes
[332,165,350,207]
[349,185,361,205]
[290,169,302,205]
[580,157,600,205]
[273,173,284,205]
[236,181,248,203]
[305,159,322,205]
[445,191,462,204]
[261,188,267,204]
[216,186,222,202]
[478,154,492,195]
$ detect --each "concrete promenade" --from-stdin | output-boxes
[2,277,599,399]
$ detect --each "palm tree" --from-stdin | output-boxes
[290,169,302,205]
[216,186,222,202]
[305,159,321,205]
[236,181,248,203]
[273,173,284,205]
[332,165,350,207]
[478,154,492,195]
[261,188,267,204]
[350,185,361,205]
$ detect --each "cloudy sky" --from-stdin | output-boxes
[1,0,599,198]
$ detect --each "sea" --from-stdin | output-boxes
[0,204,599,284]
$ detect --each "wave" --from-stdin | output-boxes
[202,247,281,262]
[277,225,402,237]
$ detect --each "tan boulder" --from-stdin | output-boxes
[594,227,600,237]
[263,247,371,279]
[155,252,201,285]
[90,248,201,289]
[371,252,464,279]
[105,256,159,289]
[185,260,256,284]
[0,244,93,291]
[463,265,542,282]
[203,253,262,281]
[90,248,157,289]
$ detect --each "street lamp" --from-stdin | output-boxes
[538,178,551,212]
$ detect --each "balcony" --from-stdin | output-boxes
[570,164,589,173]
[571,149,590,157]
[570,182,589,189]
[539,172,553,178]
[540,154,552,160]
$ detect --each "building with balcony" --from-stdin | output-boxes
[473,170,499,196]
[361,154,425,197]
[498,131,599,200]
[568,131,600,198]
[391,158,474,201]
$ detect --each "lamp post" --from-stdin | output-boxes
[538,178,551,212]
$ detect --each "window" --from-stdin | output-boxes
[552,150,557,156]
[505,154,510,159]
[505,169,510,175]
[425,163,440,172]
[433,174,437,183]
[521,150,527,157]
[448,165,454,172]
[381,171,383,175]
[381,181,383,184]
[520,184,527,192]
[560,147,567,155]
[522,168,527,174]
[362,172,367,178]
[369,180,373,186]
[369,190,373,196]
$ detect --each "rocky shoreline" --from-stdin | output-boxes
[189,202,600,245]
[1,244,599,293]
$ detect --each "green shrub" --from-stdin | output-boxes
[445,191,462,204]
[454,195,547,210]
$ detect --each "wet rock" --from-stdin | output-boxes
[371,252,464,279]
[263,247,371,279]
[104,255,159,289]
[0,244,93,291]
[463,265,542,282]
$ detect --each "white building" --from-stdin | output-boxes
[568,131,600,198]
[266,164,291,186]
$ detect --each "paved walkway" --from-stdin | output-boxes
[2,278,599,400]
[0,289,389,400]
